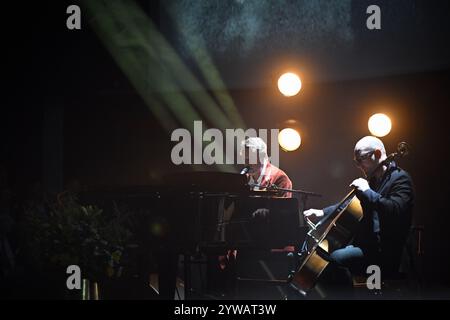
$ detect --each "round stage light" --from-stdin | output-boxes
[368,113,392,137]
[278,128,301,151]
[278,72,302,97]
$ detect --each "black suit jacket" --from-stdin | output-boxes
[323,162,414,276]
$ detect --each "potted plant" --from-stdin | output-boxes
[22,191,138,299]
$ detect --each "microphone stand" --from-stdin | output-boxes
[248,182,321,197]
[265,184,322,198]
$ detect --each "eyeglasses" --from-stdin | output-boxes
[354,150,375,164]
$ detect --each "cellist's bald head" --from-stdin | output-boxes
[353,136,387,176]
[354,136,386,158]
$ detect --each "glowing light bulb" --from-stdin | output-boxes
[368,113,392,137]
[278,128,301,151]
[278,72,302,97]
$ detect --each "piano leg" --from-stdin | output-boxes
[157,247,178,300]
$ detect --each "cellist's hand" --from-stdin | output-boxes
[303,209,324,217]
[350,178,370,192]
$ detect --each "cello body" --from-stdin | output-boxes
[290,193,363,293]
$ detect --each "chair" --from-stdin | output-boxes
[352,225,424,299]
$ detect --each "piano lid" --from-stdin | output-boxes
[79,171,281,198]
[163,171,249,193]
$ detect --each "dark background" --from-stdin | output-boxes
[2,0,450,295]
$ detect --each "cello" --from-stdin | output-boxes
[289,142,410,294]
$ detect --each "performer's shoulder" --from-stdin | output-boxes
[392,166,413,182]
[273,166,292,186]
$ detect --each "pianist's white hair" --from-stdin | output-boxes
[240,137,268,159]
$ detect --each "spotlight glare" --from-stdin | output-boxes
[278,128,301,151]
[368,113,392,137]
[278,72,302,97]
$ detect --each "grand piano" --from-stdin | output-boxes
[80,171,307,299]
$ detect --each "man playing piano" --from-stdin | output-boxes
[241,137,293,198]
[220,137,294,265]
[213,137,295,298]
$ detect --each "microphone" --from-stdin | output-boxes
[240,166,250,175]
